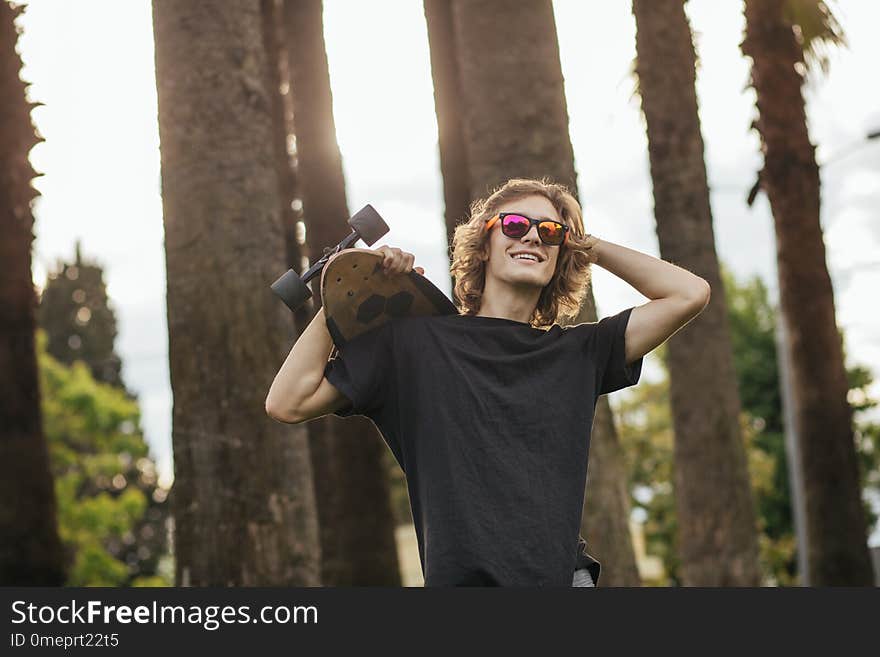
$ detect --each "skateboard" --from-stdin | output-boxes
[270,204,390,314]
[321,248,458,348]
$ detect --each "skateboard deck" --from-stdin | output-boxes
[321,248,458,347]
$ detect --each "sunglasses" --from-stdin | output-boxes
[485,212,570,246]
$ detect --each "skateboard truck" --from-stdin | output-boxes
[270,204,390,312]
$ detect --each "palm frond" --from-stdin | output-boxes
[783,0,847,74]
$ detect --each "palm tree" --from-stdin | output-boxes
[0,0,65,585]
[631,0,762,586]
[424,0,472,246]
[152,0,320,585]
[278,0,401,586]
[741,0,873,585]
[260,0,304,283]
[426,0,641,586]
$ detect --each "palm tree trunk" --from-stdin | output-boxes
[424,0,472,255]
[741,0,873,585]
[632,0,762,586]
[0,0,65,585]
[281,0,402,585]
[261,0,304,277]
[152,0,320,585]
[437,0,640,585]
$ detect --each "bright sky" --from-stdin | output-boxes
[15,1,880,542]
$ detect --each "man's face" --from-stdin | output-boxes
[483,194,564,290]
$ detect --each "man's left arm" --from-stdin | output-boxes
[590,237,711,363]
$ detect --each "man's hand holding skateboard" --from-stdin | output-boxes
[328,245,425,277]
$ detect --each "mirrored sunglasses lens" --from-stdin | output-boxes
[539,222,564,245]
[501,214,530,237]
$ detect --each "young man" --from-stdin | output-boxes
[266,178,710,587]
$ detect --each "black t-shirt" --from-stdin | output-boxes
[323,307,643,586]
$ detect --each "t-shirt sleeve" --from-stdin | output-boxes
[593,306,644,397]
[323,321,394,421]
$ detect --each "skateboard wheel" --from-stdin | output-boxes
[270,269,313,312]
[348,204,389,246]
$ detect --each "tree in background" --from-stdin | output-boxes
[423,0,471,241]
[0,0,65,585]
[37,331,170,586]
[38,241,125,391]
[723,266,796,583]
[260,0,305,280]
[37,244,170,584]
[617,265,879,585]
[277,0,401,585]
[632,0,761,585]
[426,0,640,585]
[152,0,320,585]
[741,0,874,584]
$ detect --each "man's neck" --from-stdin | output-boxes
[476,285,540,324]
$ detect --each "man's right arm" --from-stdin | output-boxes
[265,306,350,424]
[265,245,423,424]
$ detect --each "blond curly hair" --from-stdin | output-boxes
[449,177,599,329]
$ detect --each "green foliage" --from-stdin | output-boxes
[37,330,171,586]
[617,264,880,586]
[845,362,880,537]
[720,266,797,583]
